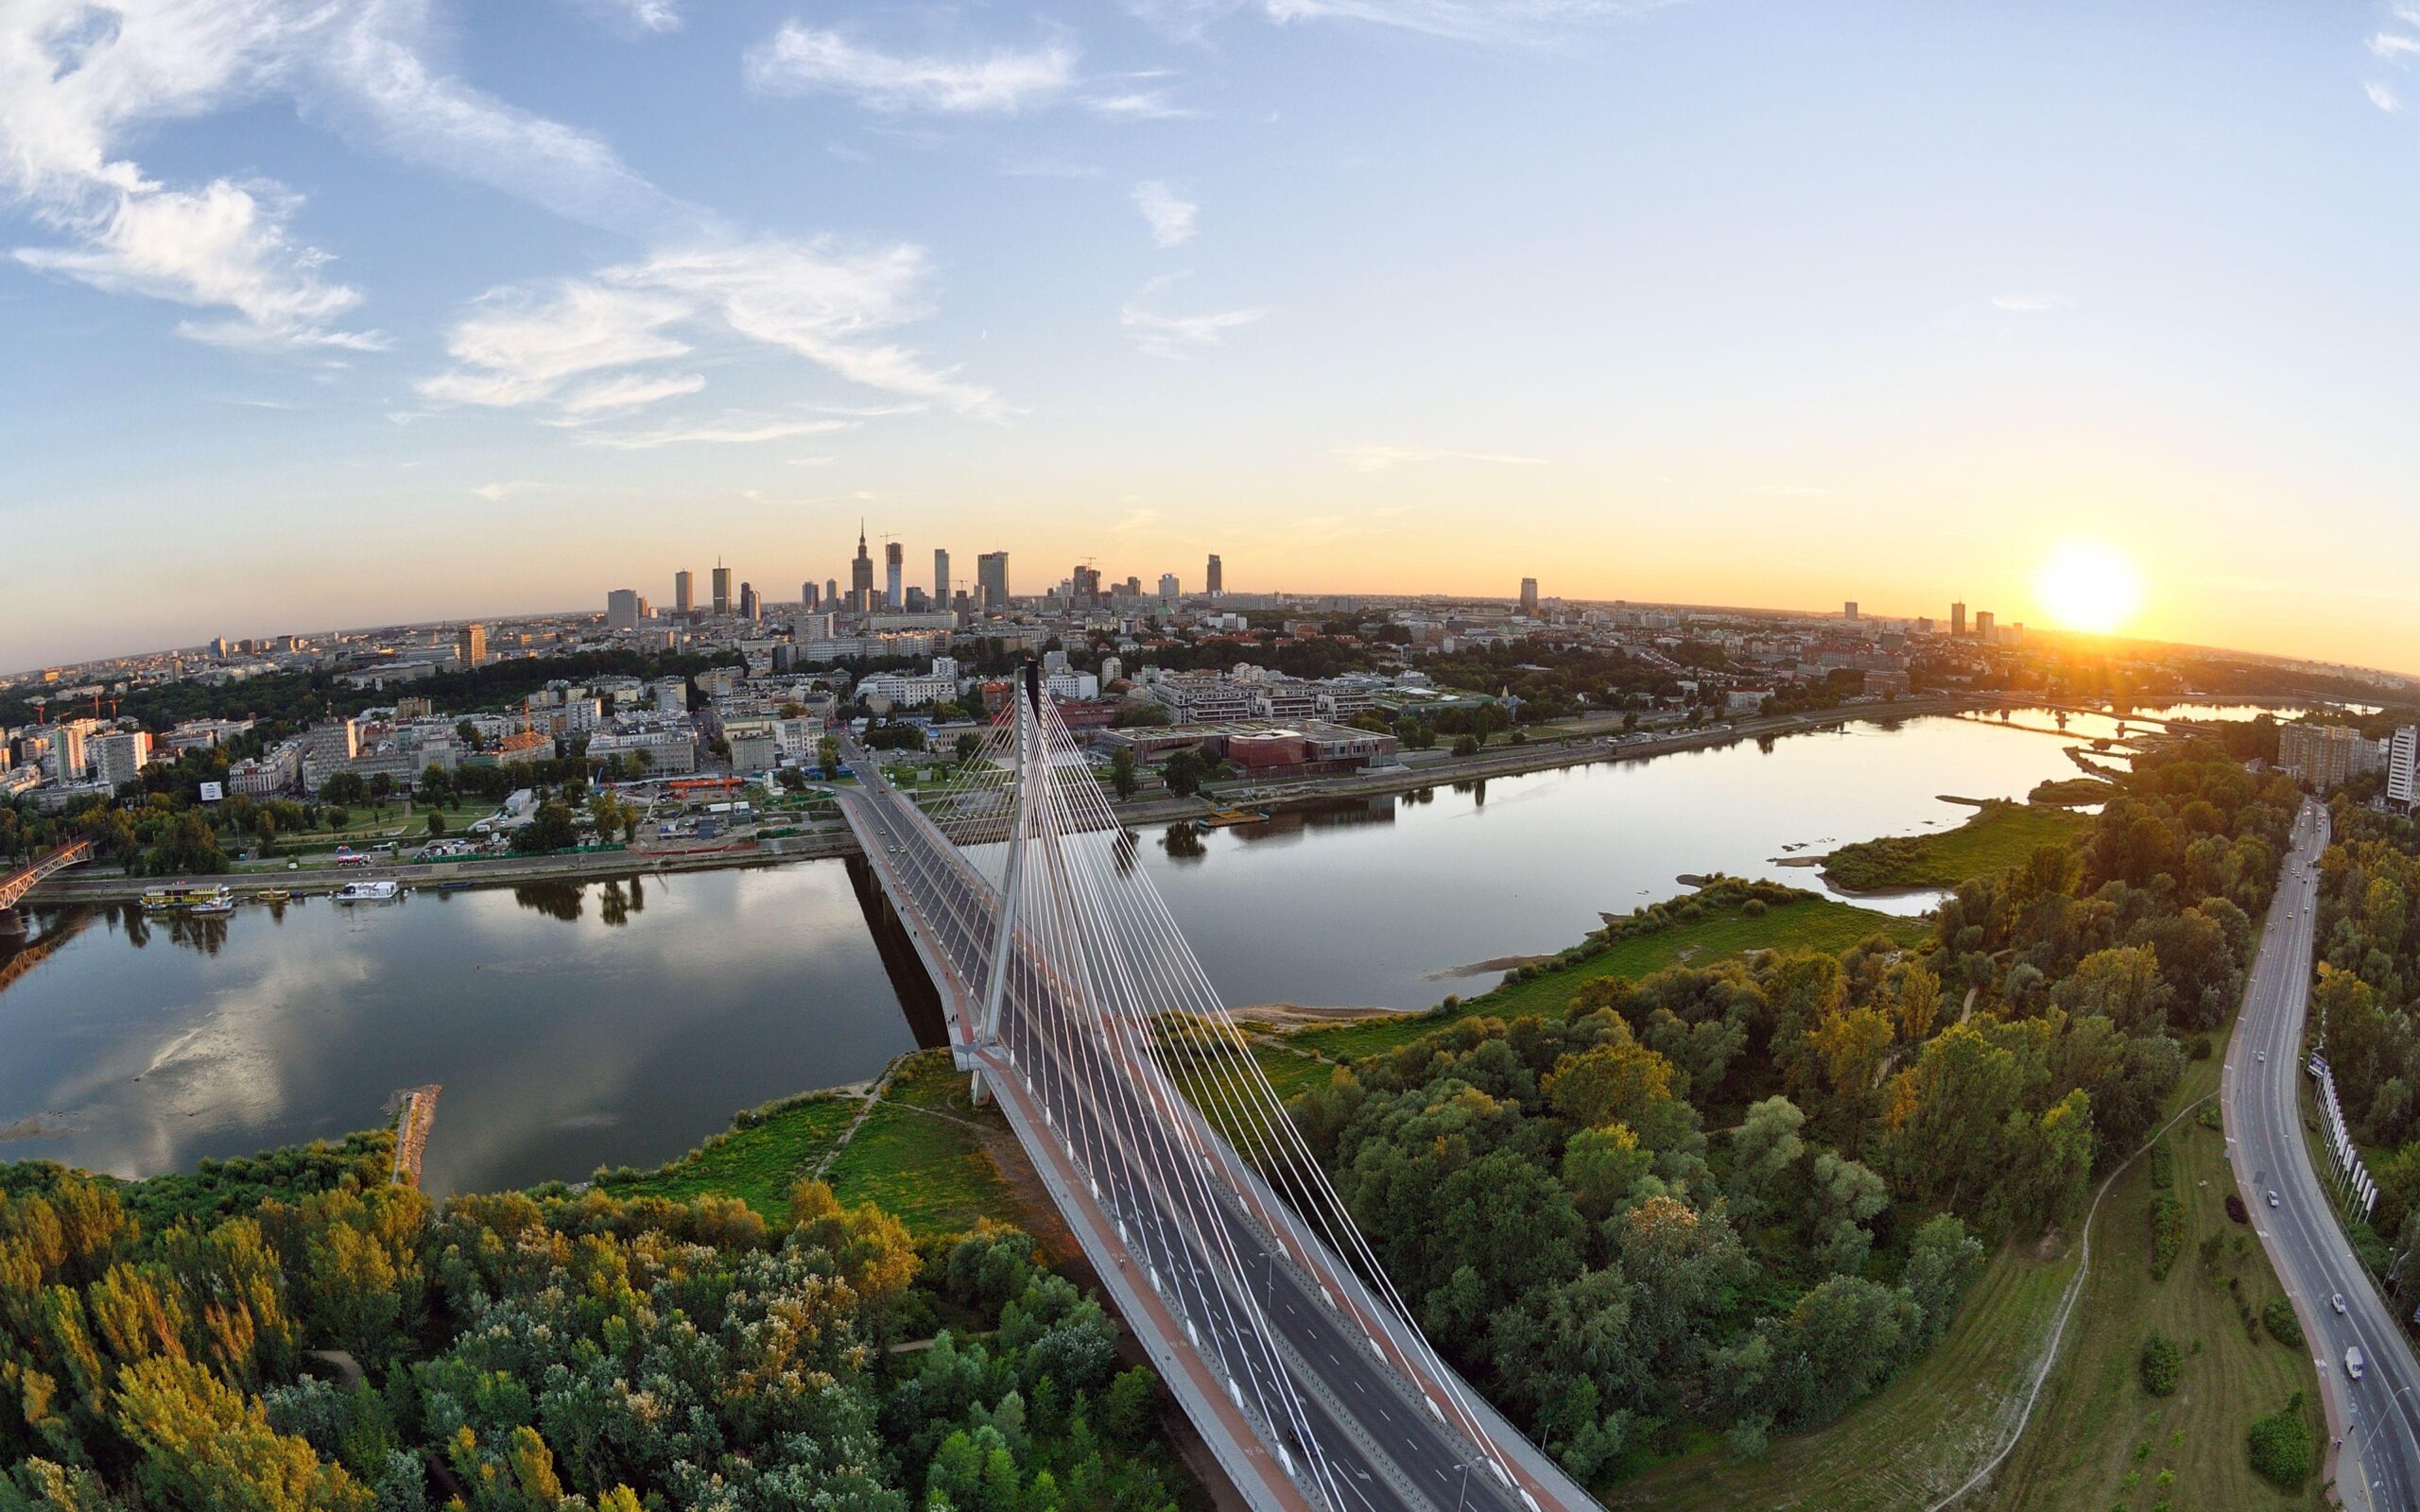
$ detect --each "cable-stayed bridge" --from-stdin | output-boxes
[836,666,1599,1512]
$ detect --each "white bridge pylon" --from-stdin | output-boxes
[844,665,1578,1512]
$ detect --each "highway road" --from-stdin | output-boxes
[2224,798,2420,1511]
[838,734,1592,1512]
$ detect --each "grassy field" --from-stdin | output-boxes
[1616,1040,2325,1511]
[1287,896,1927,1064]
[593,1050,1013,1238]
[1176,1040,1344,1147]
[1822,803,2090,893]
[596,1092,858,1220]
[1969,1105,2325,1512]
[1603,1244,2079,1510]
[823,1048,1014,1237]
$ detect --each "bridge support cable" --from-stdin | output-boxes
[998,686,1350,1508]
[1018,693,1522,1482]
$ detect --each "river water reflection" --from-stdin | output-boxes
[0,705,2274,1195]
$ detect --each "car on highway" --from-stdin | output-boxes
[2268,1190,2281,1208]
[2334,1294,2349,1314]
[2258,1051,2268,1063]
[2348,1345,2368,1382]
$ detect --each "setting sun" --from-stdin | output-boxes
[2034,541,2146,635]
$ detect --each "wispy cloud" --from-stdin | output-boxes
[745,24,1077,113]
[1330,445,1547,472]
[2370,30,2420,59]
[1989,292,2066,313]
[417,284,693,409]
[1124,0,1677,44]
[2369,79,2403,112]
[1085,90,1200,119]
[0,0,680,351]
[559,370,707,413]
[1002,156,1104,180]
[418,240,998,423]
[1122,302,1266,357]
[580,416,861,450]
[570,0,683,34]
[1132,181,1199,248]
[470,481,544,501]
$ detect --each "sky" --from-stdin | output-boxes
[3,0,2418,674]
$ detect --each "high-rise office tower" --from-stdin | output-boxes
[712,562,733,616]
[801,581,820,611]
[885,541,904,610]
[1950,601,1967,637]
[1205,554,1223,596]
[1975,610,1996,643]
[1843,600,1859,622]
[1519,577,1539,615]
[905,587,929,613]
[674,570,694,615]
[933,548,950,606]
[851,525,875,611]
[607,589,639,631]
[977,551,1009,609]
[458,624,487,668]
[739,582,760,621]
[826,577,839,609]
[1158,573,1180,599]
[1123,576,1142,599]
[1072,564,1101,607]
[2389,727,2417,810]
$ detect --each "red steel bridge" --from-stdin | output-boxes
[0,839,91,936]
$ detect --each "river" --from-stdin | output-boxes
[0,703,2286,1196]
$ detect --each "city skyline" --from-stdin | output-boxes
[8,4,2420,670]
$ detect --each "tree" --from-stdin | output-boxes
[1162,749,1209,798]
[1726,1097,1806,1221]
[423,813,443,839]
[1452,734,1480,758]
[511,803,579,854]
[112,1356,372,1512]
[1901,1213,1983,1347]
[2246,1392,2313,1486]
[1544,1035,1681,1132]
[2139,1331,2180,1395]
[1109,747,1138,800]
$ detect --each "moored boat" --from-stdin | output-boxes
[333,880,399,903]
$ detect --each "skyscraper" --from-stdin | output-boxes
[1843,600,1859,623]
[1205,554,1223,596]
[739,582,760,621]
[933,548,950,606]
[1950,600,1967,638]
[674,570,694,615]
[711,562,733,616]
[851,525,875,611]
[606,589,639,631]
[801,581,820,611]
[1158,573,1180,599]
[458,623,487,668]
[1975,610,1996,643]
[977,551,1009,609]
[1072,564,1101,607]
[1519,577,1539,615]
[826,577,839,609]
[885,541,904,610]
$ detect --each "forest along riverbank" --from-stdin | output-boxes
[24,695,1978,905]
